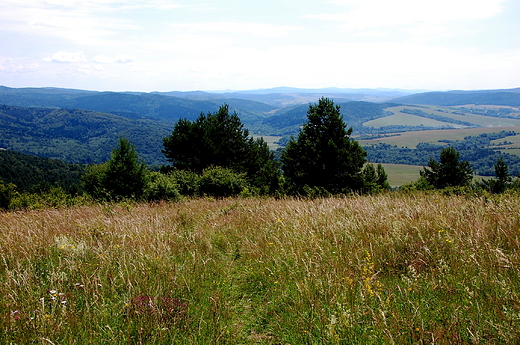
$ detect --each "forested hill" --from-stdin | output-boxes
[0,86,275,124]
[0,149,85,192]
[0,104,171,165]
[392,88,520,106]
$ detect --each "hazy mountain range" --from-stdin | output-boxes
[1,85,519,166]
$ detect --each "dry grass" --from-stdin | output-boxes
[1,194,520,343]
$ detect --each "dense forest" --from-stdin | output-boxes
[0,149,85,192]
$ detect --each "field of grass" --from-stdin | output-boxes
[364,111,453,128]
[378,163,422,187]
[359,126,520,148]
[2,194,520,343]
[257,135,283,150]
[364,105,520,129]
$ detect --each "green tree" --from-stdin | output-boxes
[162,104,279,194]
[481,156,512,194]
[362,163,390,194]
[376,163,391,190]
[281,97,367,194]
[0,179,17,209]
[83,138,149,200]
[420,146,473,189]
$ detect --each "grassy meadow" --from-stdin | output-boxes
[378,164,423,187]
[2,194,520,344]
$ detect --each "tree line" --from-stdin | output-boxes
[1,98,518,209]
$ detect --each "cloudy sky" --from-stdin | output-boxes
[1,0,519,92]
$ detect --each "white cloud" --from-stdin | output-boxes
[93,54,134,63]
[0,57,38,73]
[309,0,506,31]
[44,51,88,63]
[171,22,302,38]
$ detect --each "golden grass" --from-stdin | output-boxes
[1,194,520,343]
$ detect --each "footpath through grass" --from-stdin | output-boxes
[1,194,520,344]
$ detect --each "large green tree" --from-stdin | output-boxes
[83,138,149,200]
[162,104,279,194]
[420,146,473,189]
[281,97,367,194]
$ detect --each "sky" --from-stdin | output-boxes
[0,0,519,92]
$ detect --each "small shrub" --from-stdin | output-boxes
[168,169,200,196]
[198,166,249,197]
[145,172,181,202]
[0,180,17,209]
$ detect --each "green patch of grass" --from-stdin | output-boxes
[364,106,459,128]
[2,195,520,343]
[255,135,283,150]
[378,163,423,187]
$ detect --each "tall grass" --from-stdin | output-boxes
[1,193,520,343]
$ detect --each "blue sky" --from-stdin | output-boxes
[1,0,519,92]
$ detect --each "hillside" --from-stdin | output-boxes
[0,105,171,165]
[391,88,520,106]
[0,86,276,124]
[0,149,85,191]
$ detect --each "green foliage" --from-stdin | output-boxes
[198,166,249,197]
[165,169,200,197]
[7,187,91,210]
[82,163,110,200]
[162,104,280,194]
[82,138,149,200]
[420,147,473,189]
[144,172,181,202]
[281,98,367,194]
[480,156,513,194]
[0,179,17,209]
[0,104,170,165]
[0,150,85,192]
[362,163,390,194]
[400,175,434,192]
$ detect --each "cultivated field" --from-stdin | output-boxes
[358,126,520,149]
[364,105,520,129]
[2,194,520,343]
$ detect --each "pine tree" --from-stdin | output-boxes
[162,104,279,194]
[83,138,149,200]
[420,146,473,189]
[281,97,366,194]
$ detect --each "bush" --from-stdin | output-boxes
[145,172,181,202]
[167,169,200,197]
[0,180,17,209]
[198,167,249,197]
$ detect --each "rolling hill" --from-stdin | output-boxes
[2,85,520,179]
[391,88,520,106]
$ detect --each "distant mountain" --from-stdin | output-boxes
[156,87,417,106]
[391,88,520,106]
[261,101,398,135]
